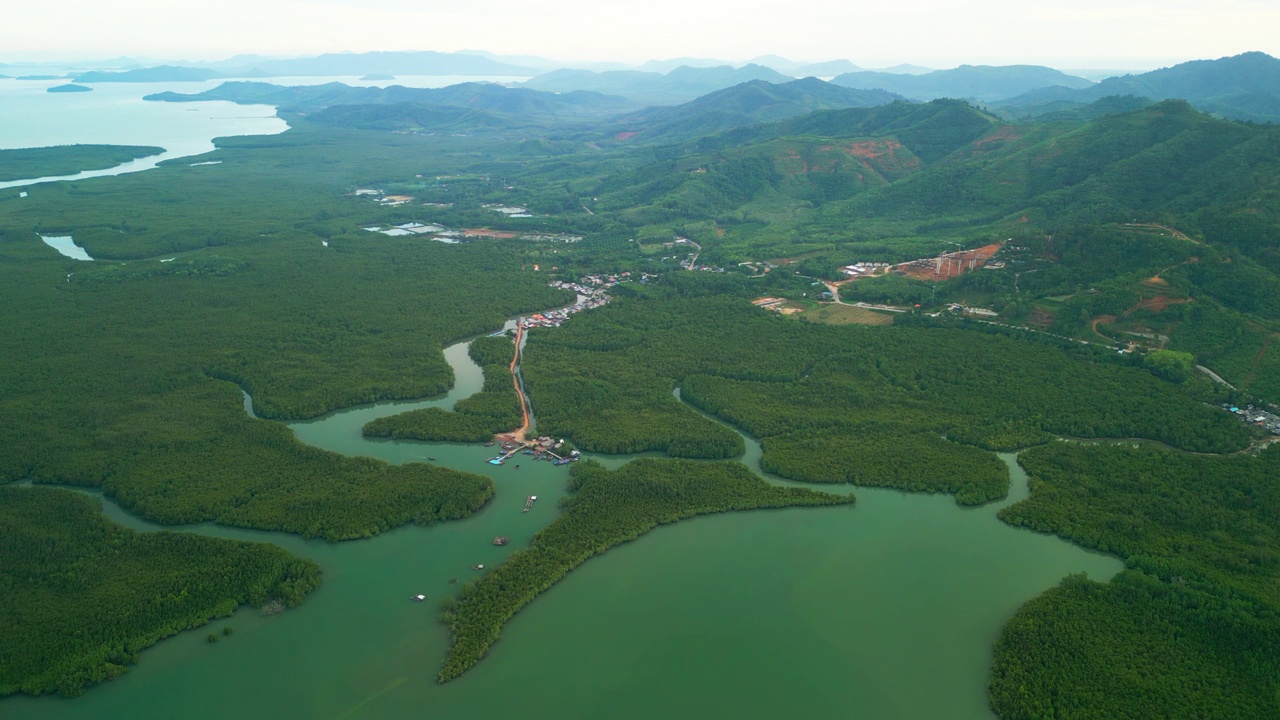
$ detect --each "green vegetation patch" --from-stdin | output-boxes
[0,230,564,538]
[0,486,321,698]
[437,458,853,681]
[0,144,163,182]
[990,442,1280,718]
[761,425,1009,505]
[525,292,1249,482]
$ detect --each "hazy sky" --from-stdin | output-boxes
[4,0,1277,69]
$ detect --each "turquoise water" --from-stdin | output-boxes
[3,331,1121,720]
[0,74,525,189]
[0,78,286,188]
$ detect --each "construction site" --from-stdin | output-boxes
[895,242,1005,281]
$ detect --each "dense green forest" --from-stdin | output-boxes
[437,458,853,681]
[522,290,1250,487]
[0,486,321,697]
[0,144,163,181]
[364,335,523,442]
[0,220,565,538]
[990,442,1280,718]
[759,425,1008,505]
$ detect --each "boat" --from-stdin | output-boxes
[493,536,510,545]
[427,457,437,461]
[484,441,495,447]
[411,594,426,602]
[523,495,537,512]
[488,457,505,465]
[472,564,485,570]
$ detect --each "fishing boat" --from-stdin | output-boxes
[493,536,510,546]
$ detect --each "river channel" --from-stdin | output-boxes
[4,327,1122,720]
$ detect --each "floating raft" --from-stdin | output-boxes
[523,495,537,512]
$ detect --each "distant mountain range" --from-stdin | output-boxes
[523,64,796,105]
[145,81,636,120]
[220,51,540,78]
[140,51,1280,130]
[744,55,863,76]
[996,52,1280,123]
[74,65,227,83]
[830,65,1095,102]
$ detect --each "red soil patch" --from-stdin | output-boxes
[1142,276,1170,287]
[844,139,902,159]
[715,227,725,238]
[615,131,637,141]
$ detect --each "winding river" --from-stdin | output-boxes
[4,327,1121,720]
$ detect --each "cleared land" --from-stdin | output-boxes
[801,303,894,325]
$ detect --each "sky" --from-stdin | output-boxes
[2,0,1277,70]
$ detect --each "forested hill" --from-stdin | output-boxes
[603,78,902,143]
[692,99,1001,161]
[307,103,535,133]
[145,81,638,118]
[563,98,1280,274]
[583,100,999,224]
[855,100,1280,247]
[830,64,1093,102]
[997,51,1280,122]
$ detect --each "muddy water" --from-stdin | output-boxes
[4,337,1121,720]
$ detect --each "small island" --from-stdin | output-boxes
[47,84,93,94]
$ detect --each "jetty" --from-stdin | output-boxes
[508,323,532,442]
